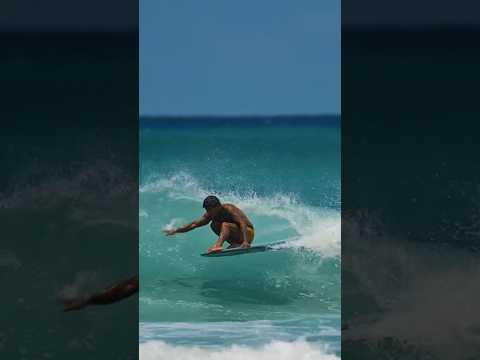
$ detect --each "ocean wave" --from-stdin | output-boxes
[139,340,339,360]
[140,173,340,258]
[140,318,340,343]
[140,297,226,311]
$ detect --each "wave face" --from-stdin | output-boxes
[139,119,340,356]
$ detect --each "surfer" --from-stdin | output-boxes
[164,195,255,253]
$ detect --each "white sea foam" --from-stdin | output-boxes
[163,218,186,231]
[140,173,340,258]
[139,340,339,360]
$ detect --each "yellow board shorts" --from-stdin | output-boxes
[248,226,255,241]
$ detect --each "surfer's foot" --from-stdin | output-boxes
[207,245,223,253]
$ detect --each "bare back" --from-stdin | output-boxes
[211,203,254,229]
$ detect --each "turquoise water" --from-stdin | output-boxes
[139,118,340,359]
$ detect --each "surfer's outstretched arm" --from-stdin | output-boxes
[164,214,210,235]
[62,275,139,312]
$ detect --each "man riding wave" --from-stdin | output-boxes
[164,195,255,253]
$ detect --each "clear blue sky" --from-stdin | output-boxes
[140,0,340,116]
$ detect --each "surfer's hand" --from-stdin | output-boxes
[163,229,177,236]
[240,242,250,249]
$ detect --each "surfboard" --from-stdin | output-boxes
[201,241,287,257]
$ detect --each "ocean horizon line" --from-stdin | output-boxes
[140,114,340,128]
[140,113,340,118]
